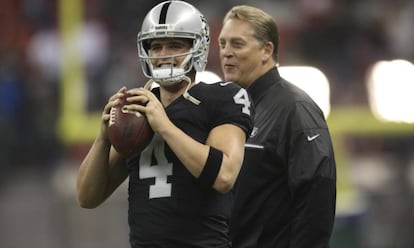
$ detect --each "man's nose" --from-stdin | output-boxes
[221,44,233,57]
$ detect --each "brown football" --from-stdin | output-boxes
[107,94,153,156]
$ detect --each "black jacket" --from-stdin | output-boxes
[230,67,336,248]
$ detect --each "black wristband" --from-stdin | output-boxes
[198,146,223,188]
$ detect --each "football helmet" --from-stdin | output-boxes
[137,1,210,86]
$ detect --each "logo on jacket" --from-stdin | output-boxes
[307,133,320,141]
[250,126,259,138]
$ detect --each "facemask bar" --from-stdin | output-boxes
[140,51,194,86]
[137,32,205,86]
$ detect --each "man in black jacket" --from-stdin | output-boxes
[218,5,337,248]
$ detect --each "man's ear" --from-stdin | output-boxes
[262,41,274,62]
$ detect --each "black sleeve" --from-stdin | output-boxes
[287,102,337,247]
[203,82,254,137]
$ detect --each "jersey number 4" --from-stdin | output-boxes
[139,134,172,199]
[234,88,251,116]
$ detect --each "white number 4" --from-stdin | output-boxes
[139,134,173,199]
[234,88,251,116]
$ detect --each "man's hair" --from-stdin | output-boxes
[223,5,279,62]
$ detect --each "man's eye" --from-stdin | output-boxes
[233,42,244,48]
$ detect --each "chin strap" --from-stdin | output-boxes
[143,79,155,90]
[143,76,201,105]
[182,76,201,105]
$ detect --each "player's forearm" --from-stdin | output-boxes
[158,123,242,193]
[76,135,112,208]
[159,123,209,177]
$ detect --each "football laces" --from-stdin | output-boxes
[108,107,116,127]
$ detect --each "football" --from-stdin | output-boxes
[107,93,153,156]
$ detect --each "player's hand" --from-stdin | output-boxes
[125,87,173,134]
[101,87,127,137]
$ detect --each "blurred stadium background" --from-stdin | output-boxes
[1,0,414,247]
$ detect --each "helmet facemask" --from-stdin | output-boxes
[138,36,204,86]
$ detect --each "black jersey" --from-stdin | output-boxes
[230,68,336,248]
[126,82,253,248]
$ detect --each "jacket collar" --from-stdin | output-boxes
[246,67,281,101]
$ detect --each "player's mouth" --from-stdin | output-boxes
[158,63,176,68]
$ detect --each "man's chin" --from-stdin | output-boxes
[223,73,238,82]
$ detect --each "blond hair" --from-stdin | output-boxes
[223,5,279,61]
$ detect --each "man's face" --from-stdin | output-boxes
[148,38,192,69]
[218,19,265,89]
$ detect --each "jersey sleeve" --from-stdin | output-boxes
[204,82,254,137]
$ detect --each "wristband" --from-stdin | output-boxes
[198,146,223,188]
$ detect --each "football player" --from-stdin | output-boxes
[76,1,253,247]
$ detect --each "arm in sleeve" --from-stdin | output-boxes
[287,103,337,247]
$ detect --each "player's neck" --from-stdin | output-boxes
[160,80,194,107]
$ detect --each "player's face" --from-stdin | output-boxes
[148,38,192,69]
[219,19,266,89]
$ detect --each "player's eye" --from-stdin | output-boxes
[149,44,161,52]
[169,42,187,50]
